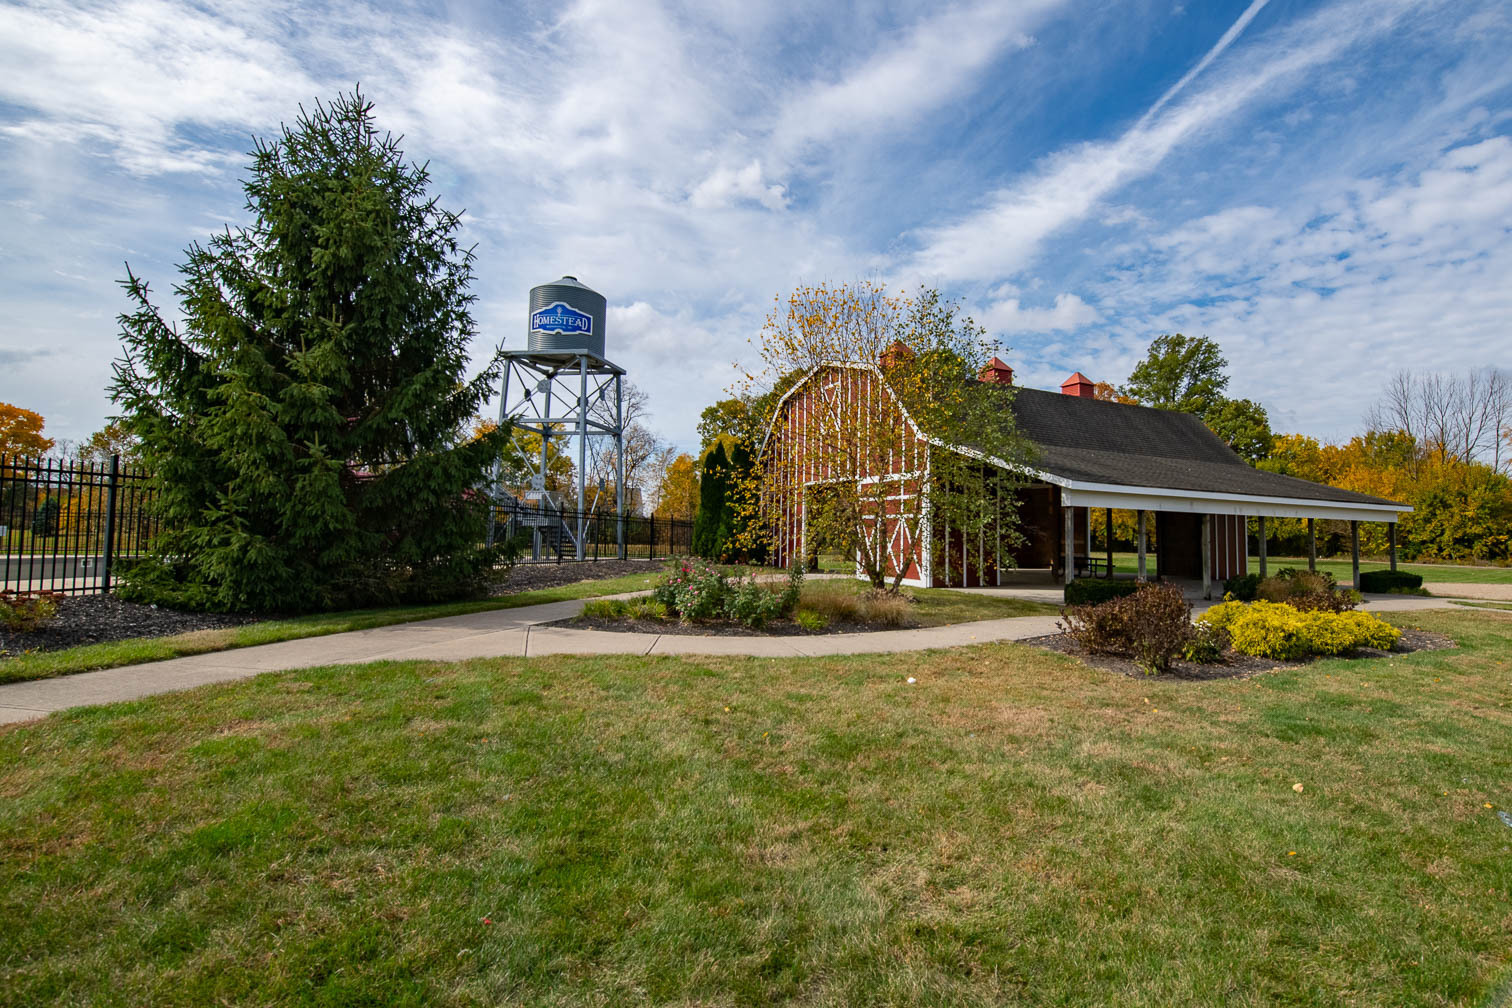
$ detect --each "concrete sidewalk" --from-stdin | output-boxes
[0,589,1470,727]
[0,595,1066,726]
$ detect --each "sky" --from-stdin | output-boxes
[1,0,1509,456]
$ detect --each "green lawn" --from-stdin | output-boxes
[904,585,1057,625]
[1108,551,1512,585]
[2,608,1509,1005]
[0,570,667,686]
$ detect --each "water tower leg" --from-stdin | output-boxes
[576,355,588,561]
[615,375,626,560]
[487,361,512,548]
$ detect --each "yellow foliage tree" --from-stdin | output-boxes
[0,402,54,458]
[745,281,1032,587]
[653,453,699,522]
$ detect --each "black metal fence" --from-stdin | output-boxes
[0,454,159,595]
[1,454,698,595]
[490,501,695,563]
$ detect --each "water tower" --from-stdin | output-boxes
[492,276,626,560]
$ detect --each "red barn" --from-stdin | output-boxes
[759,360,1409,596]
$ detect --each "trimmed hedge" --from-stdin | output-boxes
[1223,573,1261,601]
[1064,578,1143,606]
[1358,569,1425,593]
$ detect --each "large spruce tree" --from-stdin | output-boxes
[111,92,512,612]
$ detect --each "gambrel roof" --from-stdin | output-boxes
[761,363,1409,521]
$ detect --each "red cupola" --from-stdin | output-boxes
[1060,371,1095,397]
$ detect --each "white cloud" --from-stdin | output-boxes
[1068,134,1512,436]
[688,160,788,210]
[770,1,1060,155]
[903,0,1425,284]
[980,292,1101,334]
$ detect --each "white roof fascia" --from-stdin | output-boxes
[1058,481,1410,522]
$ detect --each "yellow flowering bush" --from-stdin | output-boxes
[1331,610,1402,651]
[1197,600,1400,659]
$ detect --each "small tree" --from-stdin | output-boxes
[693,440,731,558]
[111,91,512,612]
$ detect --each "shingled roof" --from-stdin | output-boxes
[997,386,1403,508]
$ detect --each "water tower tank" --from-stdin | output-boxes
[527,276,607,356]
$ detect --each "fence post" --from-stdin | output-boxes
[650,515,657,560]
[100,454,120,593]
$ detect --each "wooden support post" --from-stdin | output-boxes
[1258,515,1267,579]
[1136,510,1147,580]
[1389,522,1398,572]
[1201,513,1212,601]
[1307,518,1316,573]
[1105,507,1114,578]
[1063,502,1075,586]
[1350,520,1361,590]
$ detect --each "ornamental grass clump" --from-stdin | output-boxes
[1060,582,1193,675]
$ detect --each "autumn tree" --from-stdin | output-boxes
[747,281,1031,588]
[0,403,54,458]
[78,420,141,464]
[652,453,699,522]
[111,92,511,612]
[697,398,757,450]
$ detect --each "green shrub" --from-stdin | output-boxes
[1060,582,1193,674]
[0,590,62,633]
[1182,622,1230,664]
[1197,600,1401,659]
[1358,569,1424,593]
[793,609,828,631]
[1063,578,1142,606]
[724,578,786,629]
[653,557,727,622]
[1223,573,1260,601]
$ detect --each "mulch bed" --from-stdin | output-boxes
[1023,628,1457,680]
[1,595,258,657]
[0,560,668,658]
[560,615,917,637]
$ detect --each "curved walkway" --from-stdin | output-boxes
[0,590,1468,726]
